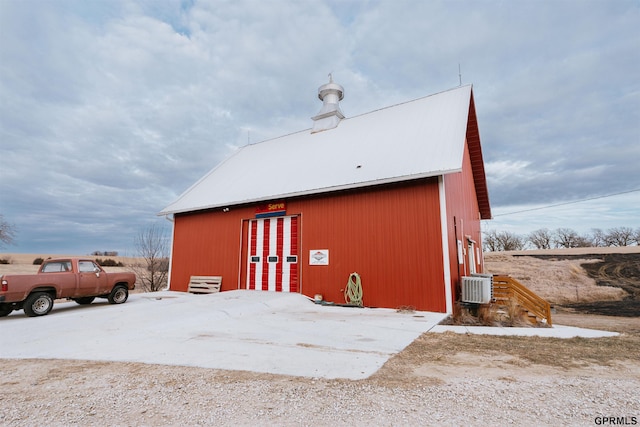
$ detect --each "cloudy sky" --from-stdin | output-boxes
[1,0,638,255]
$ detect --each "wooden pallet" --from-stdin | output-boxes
[188,276,222,294]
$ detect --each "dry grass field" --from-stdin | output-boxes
[484,246,640,317]
[0,253,141,274]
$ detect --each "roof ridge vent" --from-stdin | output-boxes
[311,74,345,133]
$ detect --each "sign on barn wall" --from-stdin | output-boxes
[310,249,329,265]
[255,201,286,218]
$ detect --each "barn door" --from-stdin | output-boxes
[246,216,299,292]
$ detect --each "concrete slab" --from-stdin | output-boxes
[430,324,619,338]
[0,290,447,380]
[1,291,619,380]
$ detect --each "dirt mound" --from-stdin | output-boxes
[484,253,628,305]
[486,250,640,318]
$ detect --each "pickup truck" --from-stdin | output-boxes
[0,257,136,317]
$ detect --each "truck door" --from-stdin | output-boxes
[41,260,76,298]
[77,260,108,297]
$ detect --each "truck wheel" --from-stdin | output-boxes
[24,292,54,317]
[73,296,96,305]
[108,285,128,304]
[0,304,12,317]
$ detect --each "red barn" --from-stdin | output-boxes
[159,81,491,313]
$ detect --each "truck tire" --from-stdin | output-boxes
[73,296,95,305]
[24,292,54,317]
[0,304,12,317]
[108,285,128,304]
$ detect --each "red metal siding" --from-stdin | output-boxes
[444,138,486,302]
[291,179,446,312]
[170,205,255,293]
[169,178,448,312]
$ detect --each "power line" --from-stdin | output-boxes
[493,188,640,217]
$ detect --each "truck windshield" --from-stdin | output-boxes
[41,261,72,273]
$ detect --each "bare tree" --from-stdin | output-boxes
[133,224,170,292]
[528,228,553,249]
[483,229,501,252]
[589,228,607,247]
[485,225,639,252]
[0,215,17,248]
[606,226,635,247]
[483,229,526,251]
[499,231,526,251]
[575,235,592,248]
[553,228,584,248]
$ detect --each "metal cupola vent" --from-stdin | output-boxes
[311,74,345,133]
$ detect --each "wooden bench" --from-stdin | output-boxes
[188,276,222,294]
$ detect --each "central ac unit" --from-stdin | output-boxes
[461,276,492,304]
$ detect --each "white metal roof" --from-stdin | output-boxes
[160,85,473,215]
